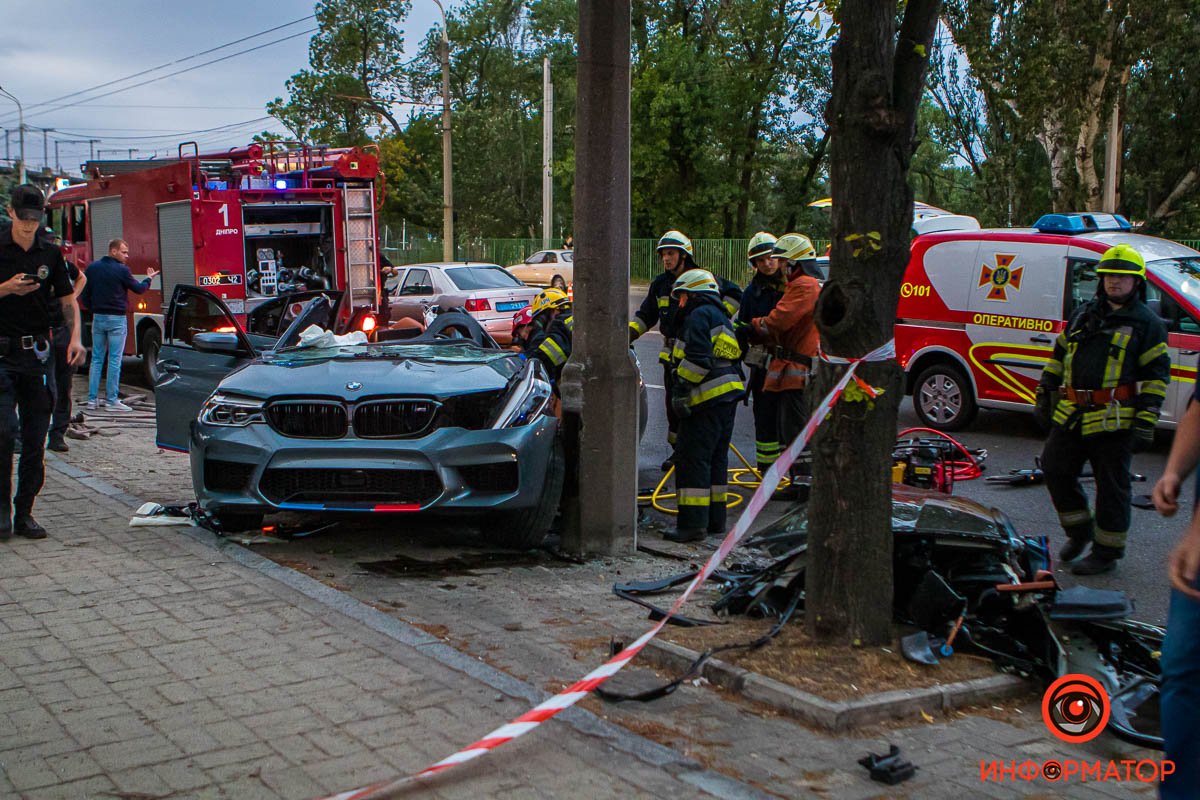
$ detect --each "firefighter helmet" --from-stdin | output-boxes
[656,230,694,256]
[772,233,817,262]
[511,306,534,337]
[1096,244,1147,280]
[671,268,720,298]
[747,232,777,266]
[531,288,571,317]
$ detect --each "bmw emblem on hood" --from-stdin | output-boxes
[346,381,363,392]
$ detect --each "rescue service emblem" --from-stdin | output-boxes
[979,254,1023,301]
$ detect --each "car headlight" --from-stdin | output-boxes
[491,360,553,428]
[199,393,265,427]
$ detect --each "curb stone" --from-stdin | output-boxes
[42,455,777,800]
[642,638,1028,731]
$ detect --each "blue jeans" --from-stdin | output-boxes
[1161,576,1200,799]
[88,314,127,403]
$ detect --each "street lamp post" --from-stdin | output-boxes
[432,0,454,261]
[0,85,26,184]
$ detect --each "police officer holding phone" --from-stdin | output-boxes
[1,185,87,541]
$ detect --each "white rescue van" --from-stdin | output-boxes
[896,212,1200,430]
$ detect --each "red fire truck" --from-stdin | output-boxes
[45,141,383,384]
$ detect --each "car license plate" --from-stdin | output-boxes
[496,300,529,312]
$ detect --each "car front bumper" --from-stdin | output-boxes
[189,414,559,516]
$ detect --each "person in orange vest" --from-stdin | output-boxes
[749,233,821,500]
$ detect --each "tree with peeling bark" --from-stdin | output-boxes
[805,0,941,646]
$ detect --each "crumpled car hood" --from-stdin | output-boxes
[218,347,520,400]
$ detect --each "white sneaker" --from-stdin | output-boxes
[85,399,99,410]
[106,400,133,412]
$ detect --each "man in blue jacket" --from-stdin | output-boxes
[79,239,157,411]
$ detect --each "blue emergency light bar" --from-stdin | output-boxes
[1032,212,1132,234]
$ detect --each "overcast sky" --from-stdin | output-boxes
[0,0,456,176]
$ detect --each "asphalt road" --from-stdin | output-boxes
[632,326,1181,625]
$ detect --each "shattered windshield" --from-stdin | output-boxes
[263,341,513,366]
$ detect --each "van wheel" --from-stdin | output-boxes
[551,275,567,291]
[141,327,162,388]
[492,438,564,550]
[913,364,977,431]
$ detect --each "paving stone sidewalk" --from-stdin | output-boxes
[0,467,766,800]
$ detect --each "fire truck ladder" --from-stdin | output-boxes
[343,186,378,309]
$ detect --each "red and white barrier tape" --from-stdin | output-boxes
[323,340,896,800]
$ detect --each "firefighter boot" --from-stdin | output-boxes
[707,494,728,535]
[1056,510,1094,562]
[665,527,705,543]
[1059,537,1091,562]
[1072,547,1120,575]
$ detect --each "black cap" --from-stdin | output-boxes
[8,184,46,221]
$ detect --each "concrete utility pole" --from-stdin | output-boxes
[42,128,53,172]
[542,57,554,249]
[433,0,454,262]
[559,0,638,555]
[0,85,26,184]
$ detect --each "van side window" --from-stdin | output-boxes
[1146,283,1200,336]
[1066,258,1099,317]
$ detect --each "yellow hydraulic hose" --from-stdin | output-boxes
[637,443,792,515]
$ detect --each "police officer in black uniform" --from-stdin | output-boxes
[1,185,87,541]
[1036,243,1171,575]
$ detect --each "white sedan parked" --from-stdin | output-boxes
[386,262,538,345]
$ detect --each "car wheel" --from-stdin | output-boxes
[492,437,564,550]
[141,326,162,388]
[214,511,264,533]
[551,275,567,291]
[913,363,977,431]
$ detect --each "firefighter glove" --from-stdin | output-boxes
[671,392,692,420]
[1131,420,1155,453]
[1034,382,1056,430]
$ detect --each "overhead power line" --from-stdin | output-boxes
[0,25,316,127]
[48,116,274,141]
[0,15,314,121]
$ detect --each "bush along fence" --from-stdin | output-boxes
[383,235,1200,286]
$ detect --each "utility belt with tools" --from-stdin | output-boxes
[0,333,53,363]
[745,344,815,372]
[1061,383,1136,409]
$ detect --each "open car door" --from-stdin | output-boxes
[155,286,257,452]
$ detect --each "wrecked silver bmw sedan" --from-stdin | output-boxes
[154,286,561,548]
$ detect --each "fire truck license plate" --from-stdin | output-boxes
[200,274,244,287]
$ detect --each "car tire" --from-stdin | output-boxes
[551,275,567,291]
[141,326,162,388]
[913,363,977,431]
[214,511,264,533]
[492,437,564,550]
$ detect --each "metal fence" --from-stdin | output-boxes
[382,234,1198,285]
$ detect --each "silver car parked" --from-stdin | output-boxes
[386,262,538,345]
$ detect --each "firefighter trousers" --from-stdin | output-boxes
[662,363,678,447]
[749,383,780,472]
[675,400,737,533]
[775,387,812,479]
[1041,425,1133,559]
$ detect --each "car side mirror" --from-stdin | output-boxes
[192,331,246,356]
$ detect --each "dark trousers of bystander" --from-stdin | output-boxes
[1161,575,1200,799]
[49,325,74,441]
[0,355,56,519]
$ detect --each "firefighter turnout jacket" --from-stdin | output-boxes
[673,294,745,408]
[631,271,743,366]
[1041,297,1169,435]
[532,313,574,385]
[751,269,820,392]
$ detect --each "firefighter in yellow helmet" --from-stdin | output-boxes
[1036,243,1169,575]
[526,287,573,388]
[737,231,784,472]
[631,230,743,471]
[666,268,745,542]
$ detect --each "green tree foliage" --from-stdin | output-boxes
[269,0,412,145]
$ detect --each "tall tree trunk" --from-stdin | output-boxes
[1037,116,1076,212]
[806,0,940,646]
